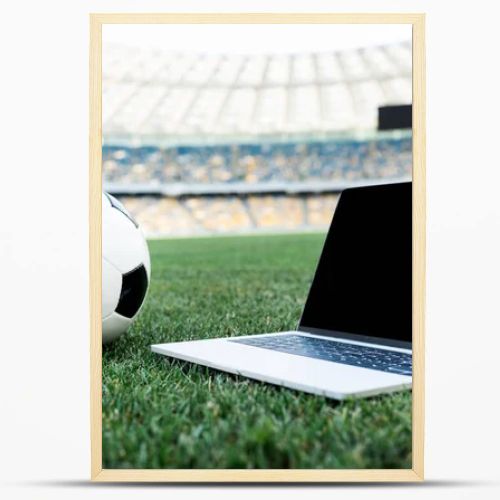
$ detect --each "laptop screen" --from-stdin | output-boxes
[299,182,412,347]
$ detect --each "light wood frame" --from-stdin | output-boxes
[90,12,425,482]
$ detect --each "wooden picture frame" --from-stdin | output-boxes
[90,12,425,482]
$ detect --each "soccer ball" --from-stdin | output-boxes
[102,192,151,344]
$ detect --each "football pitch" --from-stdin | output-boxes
[102,233,412,469]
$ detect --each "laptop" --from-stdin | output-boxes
[152,182,412,400]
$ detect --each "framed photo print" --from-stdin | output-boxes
[90,13,425,482]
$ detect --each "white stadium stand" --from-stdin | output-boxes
[103,41,412,144]
[102,42,412,237]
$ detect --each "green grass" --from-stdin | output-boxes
[102,233,412,469]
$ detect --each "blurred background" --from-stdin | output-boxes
[102,25,412,237]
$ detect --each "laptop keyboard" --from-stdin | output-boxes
[230,334,412,376]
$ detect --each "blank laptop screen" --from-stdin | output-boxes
[299,182,412,345]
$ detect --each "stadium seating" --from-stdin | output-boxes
[104,137,411,238]
[102,42,412,238]
[103,42,412,140]
[118,194,340,237]
[103,137,412,186]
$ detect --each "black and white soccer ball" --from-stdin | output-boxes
[102,192,150,344]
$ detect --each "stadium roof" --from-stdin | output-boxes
[103,42,412,147]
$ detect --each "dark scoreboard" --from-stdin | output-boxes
[378,104,412,130]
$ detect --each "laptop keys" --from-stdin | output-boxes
[230,334,412,376]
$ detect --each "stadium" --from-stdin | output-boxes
[103,41,412,237]
[102,37,413,469]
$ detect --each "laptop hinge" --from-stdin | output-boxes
[298,325,412,350]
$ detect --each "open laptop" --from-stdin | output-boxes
[152,182,412,400]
